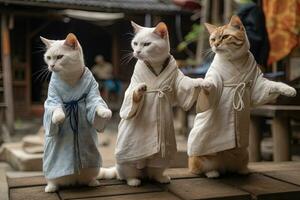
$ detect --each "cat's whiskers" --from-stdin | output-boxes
[33,66,51,82]
[121,51,135,65]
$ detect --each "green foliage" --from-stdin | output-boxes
[177,23,204,52]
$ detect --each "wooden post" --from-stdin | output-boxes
[1,14,14,133]
[249,116,262,162]
[195,0,209,64]
[223,0,233,23]
[111,29,119,77]
[272,117,291,161]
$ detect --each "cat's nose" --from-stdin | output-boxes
[50,64,55,68]
[136,51,141,54]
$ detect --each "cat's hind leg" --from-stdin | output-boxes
[116,164,143,186]
[45,181,59,193]
[147,167,170,184]
[77,168,100,187]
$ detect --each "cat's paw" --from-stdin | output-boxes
[154,175,171,184]
[127,178,141,186]
[279,86,296,97]
[271,83,297,97]
[205,170,220,178]
[201,79,214,92]
[52,107,65,124]
[45,184,58,193]
[133,83,147,102]
[96,107,112,119]
[88,179,100,187]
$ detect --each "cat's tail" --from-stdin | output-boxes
[98,167,117,179]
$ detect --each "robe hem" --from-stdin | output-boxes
[188,139,237,156]
[116,149,175,164]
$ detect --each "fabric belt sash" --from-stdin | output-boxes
[63,93,87,172]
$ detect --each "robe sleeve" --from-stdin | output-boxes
[43,82,63,137]
[196,67,223,112]
[174,70,200,111]
[119,75,144,120]
[86,77,110,132]
[250,67,280,107]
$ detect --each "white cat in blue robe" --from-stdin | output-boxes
[41,33,112,192]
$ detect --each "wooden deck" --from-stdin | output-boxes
[7,162,300,200]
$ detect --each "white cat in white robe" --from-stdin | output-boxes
[100,22,207,186]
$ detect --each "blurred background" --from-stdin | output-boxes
[0,0,299,172]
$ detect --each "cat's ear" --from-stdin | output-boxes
[153,22,168,38]
[131,21,143,33]
[64,33,78,49]
[204,23,217,34]
[229,15,243,30]
[40,36,54,48]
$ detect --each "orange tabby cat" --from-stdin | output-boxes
[188,16,296,178]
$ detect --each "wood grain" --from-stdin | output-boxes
[166,178,250,200]
[10,186,60,200]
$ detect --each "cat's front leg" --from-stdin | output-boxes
[93,107,112,131]
[96,107,112,119]
[133,83,147,102]
[52,107,65,124]
[195,79,215,112]
[270,82,297,97]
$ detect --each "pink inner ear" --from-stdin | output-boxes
[229,16,243,29]
[154,22,168,38]
[64,33,78,49]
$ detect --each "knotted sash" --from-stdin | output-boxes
[224,81,252,111]
[63,93,87,172]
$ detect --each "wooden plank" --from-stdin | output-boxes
[263,170,300,186]
[248,162,300,172]
[249,116,262,162]
[165,168,199,179]
[272,117,291,161]
[78,192,181,200]
[7,175,46,188]
[59,183,162,200]
[221,173,300,200]
[7,175,124,188]
[10,186,60,200]
[165,178,250,200]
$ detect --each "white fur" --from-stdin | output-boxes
[98,167,118,179]
[45,168,100,192]
[52,107,65,124]
[41,36,84,86]
[131,26,170,65]
[96,107,112,119]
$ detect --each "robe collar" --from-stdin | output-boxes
[143,55,171,76]
[134,55,177,88]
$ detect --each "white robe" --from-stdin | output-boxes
[188,52,279,156]
[116,56,199,163]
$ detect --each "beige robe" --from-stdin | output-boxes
[116,56,199,163]
[188,52,279,156]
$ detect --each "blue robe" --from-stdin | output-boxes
[43,68,109,179]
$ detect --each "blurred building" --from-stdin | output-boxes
[0,0,194,121]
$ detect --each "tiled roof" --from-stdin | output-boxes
[0,0,189,14]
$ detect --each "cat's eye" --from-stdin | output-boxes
[46,56,51,60]
[133,42,138,46]
[57,55,64,59]
[222,35,230,40]
[144,42,151,46]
